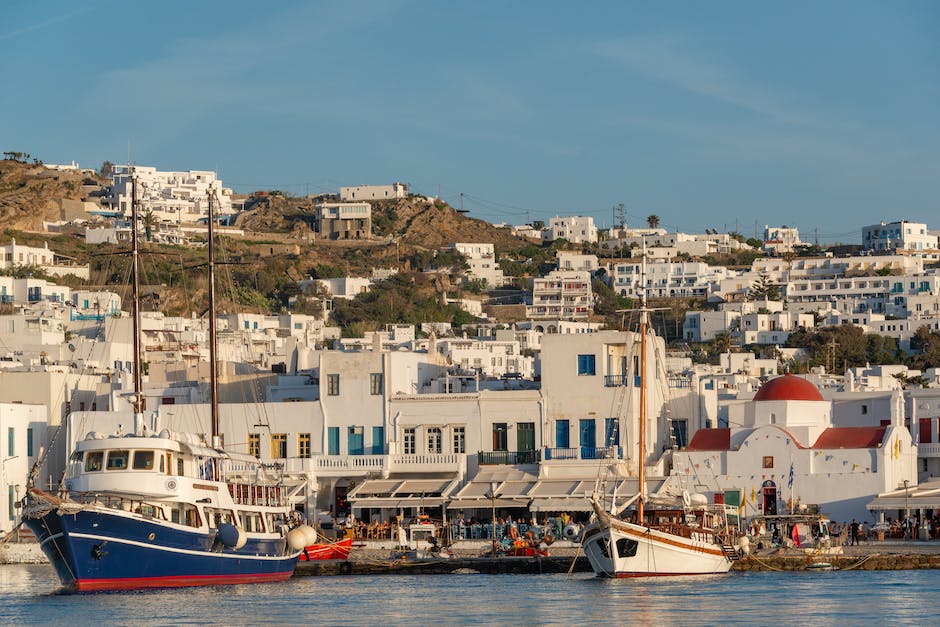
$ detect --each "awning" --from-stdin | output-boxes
[868,480,940,511]
[348,477,459,509]
[529,498,593,512]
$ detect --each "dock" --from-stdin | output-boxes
[295,555,592,576]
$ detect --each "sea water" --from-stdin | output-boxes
[1,563,937,626]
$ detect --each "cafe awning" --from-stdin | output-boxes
[348,477,460,509]
[868,479,940,511]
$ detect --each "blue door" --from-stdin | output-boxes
[348,426,364,455]
[555,420,570,448]
[579,419,596,459]
[371,426,385,455]
[327,427,340,455]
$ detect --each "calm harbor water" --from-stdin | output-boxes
[2,563,938,626]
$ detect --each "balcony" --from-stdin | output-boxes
[605,374,640,387]
[389,452,466,474]
[543,446,621,461]
[281,454,385,476]
[477,450,541,465]
[919,444,940,459]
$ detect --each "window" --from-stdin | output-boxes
[453,426,466,454]
[672,420,688,449]
[604,418,619,447]
[403,428,416,455]
[427,427,442,454]
[370,373,383,395]
[271,433,287,458]
[132,451,154,470]
[106,450,129,470]
[84,451,103,472]
[327,374,340,396]
[492,423,508,451]
[298,433,311,458]
[555,420,570,448]
[517,422,535,452]
[248,433,260,457]
[328,427,340,455]
[861,405,868,415]
[763,456,774,469]
[26,428,33,457]
[577,354,596,376]
[7,427,12,456]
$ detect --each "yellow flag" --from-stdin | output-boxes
[894,438,899,460]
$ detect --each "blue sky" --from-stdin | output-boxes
[2,1,937,242]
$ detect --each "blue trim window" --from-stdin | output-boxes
[577,354,596,376]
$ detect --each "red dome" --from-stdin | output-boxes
[753,375,824,402]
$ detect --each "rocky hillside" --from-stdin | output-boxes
[0,159,104,230]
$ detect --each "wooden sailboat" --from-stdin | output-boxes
[22,173,314,591]
[580,247,739,577]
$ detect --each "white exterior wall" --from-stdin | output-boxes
[339,183,407,201]
[0,403,49,533]
[527,270,592,320]
[545,216,597,244]
[863,220,937,252]
[107,165,234,224]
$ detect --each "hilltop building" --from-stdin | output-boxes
[863,220,937,253]
[105,165,234,224]
[339,183,407,201]
[763,225,802,255]
[452,243,506,287]
[544,216,597,244]
[315,202,372,240]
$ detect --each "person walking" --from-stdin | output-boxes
[850,519,860,546]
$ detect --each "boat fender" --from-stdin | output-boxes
[298,524,318,547]
[217,523,246,550]
[287,526,310,551]
[682,490,691,508]
[563,523,581,542]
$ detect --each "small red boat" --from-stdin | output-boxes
[299,537,353,561]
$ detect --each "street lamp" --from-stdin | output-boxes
[484,480,501,558]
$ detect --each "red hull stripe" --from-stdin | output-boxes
[75,571,293,591]
[612,572,728,578]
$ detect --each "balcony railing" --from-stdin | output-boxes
[918,444,940,458]
[605,374,640,387]
[543,446,621,461]
[478,450,541,465]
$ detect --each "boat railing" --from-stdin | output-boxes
[227,482,289,508]
[67,492,168,521]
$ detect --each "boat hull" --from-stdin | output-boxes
[582,518,732,577]
[26,508,299,592]
[299,537,353,561]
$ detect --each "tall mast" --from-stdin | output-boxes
[637,241,648,523]
[130,170,143,418]
[207,189,220,445]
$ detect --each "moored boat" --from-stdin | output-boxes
[300,536,354,561]
[22,172,313,591]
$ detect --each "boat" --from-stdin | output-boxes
[580,246,739,577]
[299,536,353,561]
[22,173,315,591]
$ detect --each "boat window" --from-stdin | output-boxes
[70,450,83,462]
[106,450,130,470]
[132,450,155,470]
[241,511,265,533]
[205,508,236,528]
[615,538,638,558]
[177,458,185,476]
[160,454,165,473]
[172,503,202,528]
[84,451,104,472]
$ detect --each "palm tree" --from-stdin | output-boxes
[646,214,660,229]
[141,211,157,242]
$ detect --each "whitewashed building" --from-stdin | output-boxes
[451,243,506,287]
[105,165,235,224]
[0,403,49,534]
[0,239,89,280]
[339,183,407,201]
[863,220,937,253]
[544,216,597,244]
[527,270,592,320]
[763,225,802,255]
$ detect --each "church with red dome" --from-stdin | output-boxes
[668,374,917,522]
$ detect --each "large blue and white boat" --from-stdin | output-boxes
[23,170,313,591]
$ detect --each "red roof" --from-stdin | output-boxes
[753,374,824,402]
[812,426,887,449]
[687,428,731,451]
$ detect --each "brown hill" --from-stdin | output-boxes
[0,159,103,230]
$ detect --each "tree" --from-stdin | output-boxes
[747,273,780,301]
[100,160,114,178]
[746,237,763,249]
[646,214,660,229]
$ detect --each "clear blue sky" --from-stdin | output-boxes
[2,1,937,242]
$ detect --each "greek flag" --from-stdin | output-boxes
[787,462,794,490]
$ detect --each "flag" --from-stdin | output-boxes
[791,524,801,548]
[788,463,794,490]
[894,438,899,460]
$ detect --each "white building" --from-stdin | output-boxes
[452,243,506,287]
[0,239,89,280]
[738,310,815,345]
[545,216,597,244]
[556,251,599,273]
[763,225,802,255]
[612,261,729,299]
[105,165,235,224]
[672,375,917,522]
[527,270,592,320]
[310,277,373,300]
[1,403,49,533]
[0,276,69,306]
[339,183,407,201]
[863,220,937,253]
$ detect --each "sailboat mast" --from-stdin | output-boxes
[207,189,220,444]
[130,170,143,417]
[637,242,648,522]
